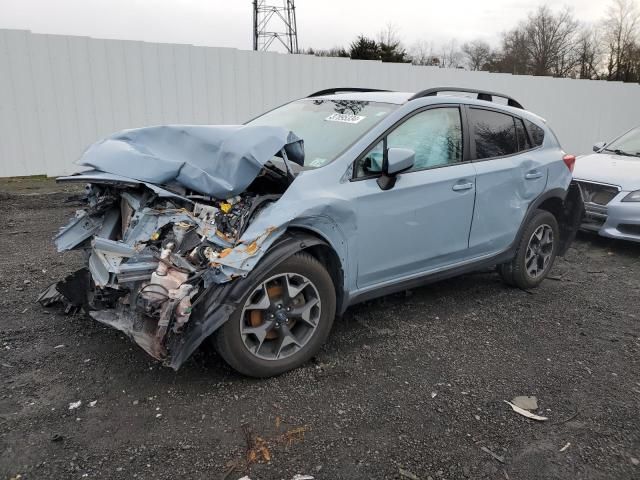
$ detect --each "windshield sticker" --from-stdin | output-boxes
[325,113,366,124]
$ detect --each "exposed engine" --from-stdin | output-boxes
[40,182,281,361]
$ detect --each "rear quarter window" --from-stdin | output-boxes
[524,119,545,147]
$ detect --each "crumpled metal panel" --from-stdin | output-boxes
[73,125,304,198]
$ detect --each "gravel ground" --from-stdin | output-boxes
[1,189,639,480]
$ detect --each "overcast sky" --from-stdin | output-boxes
[0,0,613,52]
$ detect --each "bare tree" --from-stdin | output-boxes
[523,6,580,76]
[378,22,401,47]
[439,39,463,68]
[499,29,530,74]
[409,40,437,66]
[377,22,410,62]
[575,27,602,79]
[603,0,640,80]
[462,40,492,70]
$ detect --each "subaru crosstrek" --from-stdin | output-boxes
[40,87,583,377]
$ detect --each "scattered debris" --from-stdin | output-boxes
[50,434,63,442]
[552,408,580,425]
[399,467,420,480]
[631,457,639,466]
[68,400,82,410]
[53,344,65,349]
[481,446,505,463]
[243,424,271,465]
[227,422,309,476]
[431,392,437,398]
[89,400,97,407]
[511,396,538,411]
[503,400,548,421]
[235,476,313,480]
[559,442,571,452]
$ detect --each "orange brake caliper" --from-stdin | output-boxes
[248,284,283,339]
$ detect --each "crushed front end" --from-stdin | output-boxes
[39,181,282,366]
[39,124,304,368]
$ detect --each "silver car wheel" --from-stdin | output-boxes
[525,224,554,279]
[239,272,321,361]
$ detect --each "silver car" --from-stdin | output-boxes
[573,127,640,243]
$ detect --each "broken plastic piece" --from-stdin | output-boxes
[511,395,538,410]
[480,446,505,463]
[504,400,548,421]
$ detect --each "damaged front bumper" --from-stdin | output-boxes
[39,178,289,369]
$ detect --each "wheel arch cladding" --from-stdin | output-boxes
[526,183,584,257]
[295,237,346,316]
[166,230,333,370]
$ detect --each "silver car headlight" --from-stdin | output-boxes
[622,190,640,202]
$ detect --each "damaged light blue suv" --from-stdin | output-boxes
[41,87,583,377]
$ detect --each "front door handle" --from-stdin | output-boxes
[452,182,474,191]
[525,171,543,180]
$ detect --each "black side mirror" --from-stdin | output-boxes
[377,147,415,190]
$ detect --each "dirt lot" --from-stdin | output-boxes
[1,185,639,480]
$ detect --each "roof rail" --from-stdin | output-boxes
[307,87,390,97]
[408,87,524,110]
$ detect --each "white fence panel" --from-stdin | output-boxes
[2,28,640,177]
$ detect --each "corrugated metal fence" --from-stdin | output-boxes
[2,28,640,177]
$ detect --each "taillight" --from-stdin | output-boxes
[563,154,576,172]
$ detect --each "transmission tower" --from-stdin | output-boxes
[252,0,298,53]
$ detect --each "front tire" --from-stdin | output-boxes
[498,209,559,289]
[215,252,336,377]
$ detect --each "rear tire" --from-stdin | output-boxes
[498,209,559,289]
[215,252,336,378]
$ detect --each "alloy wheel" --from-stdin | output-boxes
[239,272,321,361]
[525,224,554,279]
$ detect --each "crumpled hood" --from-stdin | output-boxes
[75,125,304,198]
[574,153,640,191]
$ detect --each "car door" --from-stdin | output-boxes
[466,107,548,255]
[349,106,477,288]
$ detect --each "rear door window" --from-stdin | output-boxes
[469,108,518,159]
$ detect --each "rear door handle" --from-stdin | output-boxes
[452,182,474,191]
[525,171,543,180]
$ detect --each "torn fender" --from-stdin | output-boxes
[166,231,328,369]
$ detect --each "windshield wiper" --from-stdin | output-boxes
[603,148,639,157]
